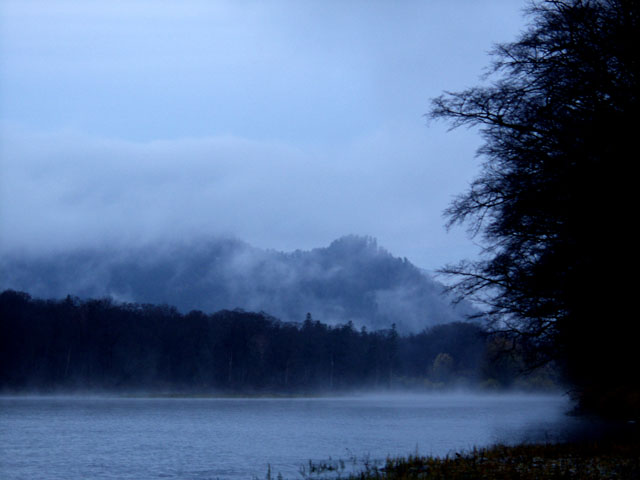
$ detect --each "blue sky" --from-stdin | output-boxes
[0,0,528,270]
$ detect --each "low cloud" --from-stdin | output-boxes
[0,123,481,269]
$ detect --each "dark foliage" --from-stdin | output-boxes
[0,290,537,393]
[430,0,639,418]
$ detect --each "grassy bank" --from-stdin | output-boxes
[333,441,640,480]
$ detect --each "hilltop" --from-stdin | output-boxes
[0,235,474,332]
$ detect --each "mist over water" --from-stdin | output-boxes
[0,392,577,480]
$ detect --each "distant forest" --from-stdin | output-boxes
[0,290,557,393]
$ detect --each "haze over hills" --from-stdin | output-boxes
[0,235,475,332]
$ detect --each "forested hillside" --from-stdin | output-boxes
[0,236,473,332]
[0,290,555,393]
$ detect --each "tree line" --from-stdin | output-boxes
[0,290,554,393]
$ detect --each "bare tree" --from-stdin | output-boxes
[431,0,639,418]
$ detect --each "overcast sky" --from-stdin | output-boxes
[0,0,528,271]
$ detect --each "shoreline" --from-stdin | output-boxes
[338,440,640,479]
[0,386,567,399]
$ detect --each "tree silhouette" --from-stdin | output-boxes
[431,0,638,418]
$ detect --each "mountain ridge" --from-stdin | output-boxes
[0,235,475,332]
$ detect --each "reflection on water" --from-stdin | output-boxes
[0,393,578,480]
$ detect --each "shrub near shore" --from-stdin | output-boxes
[341,441,640,480]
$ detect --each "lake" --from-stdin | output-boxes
[0,393,578,479]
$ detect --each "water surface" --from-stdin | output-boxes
[1,393,575,479]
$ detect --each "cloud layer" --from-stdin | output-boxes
[0,123,482,267]
[0,0,528,269]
